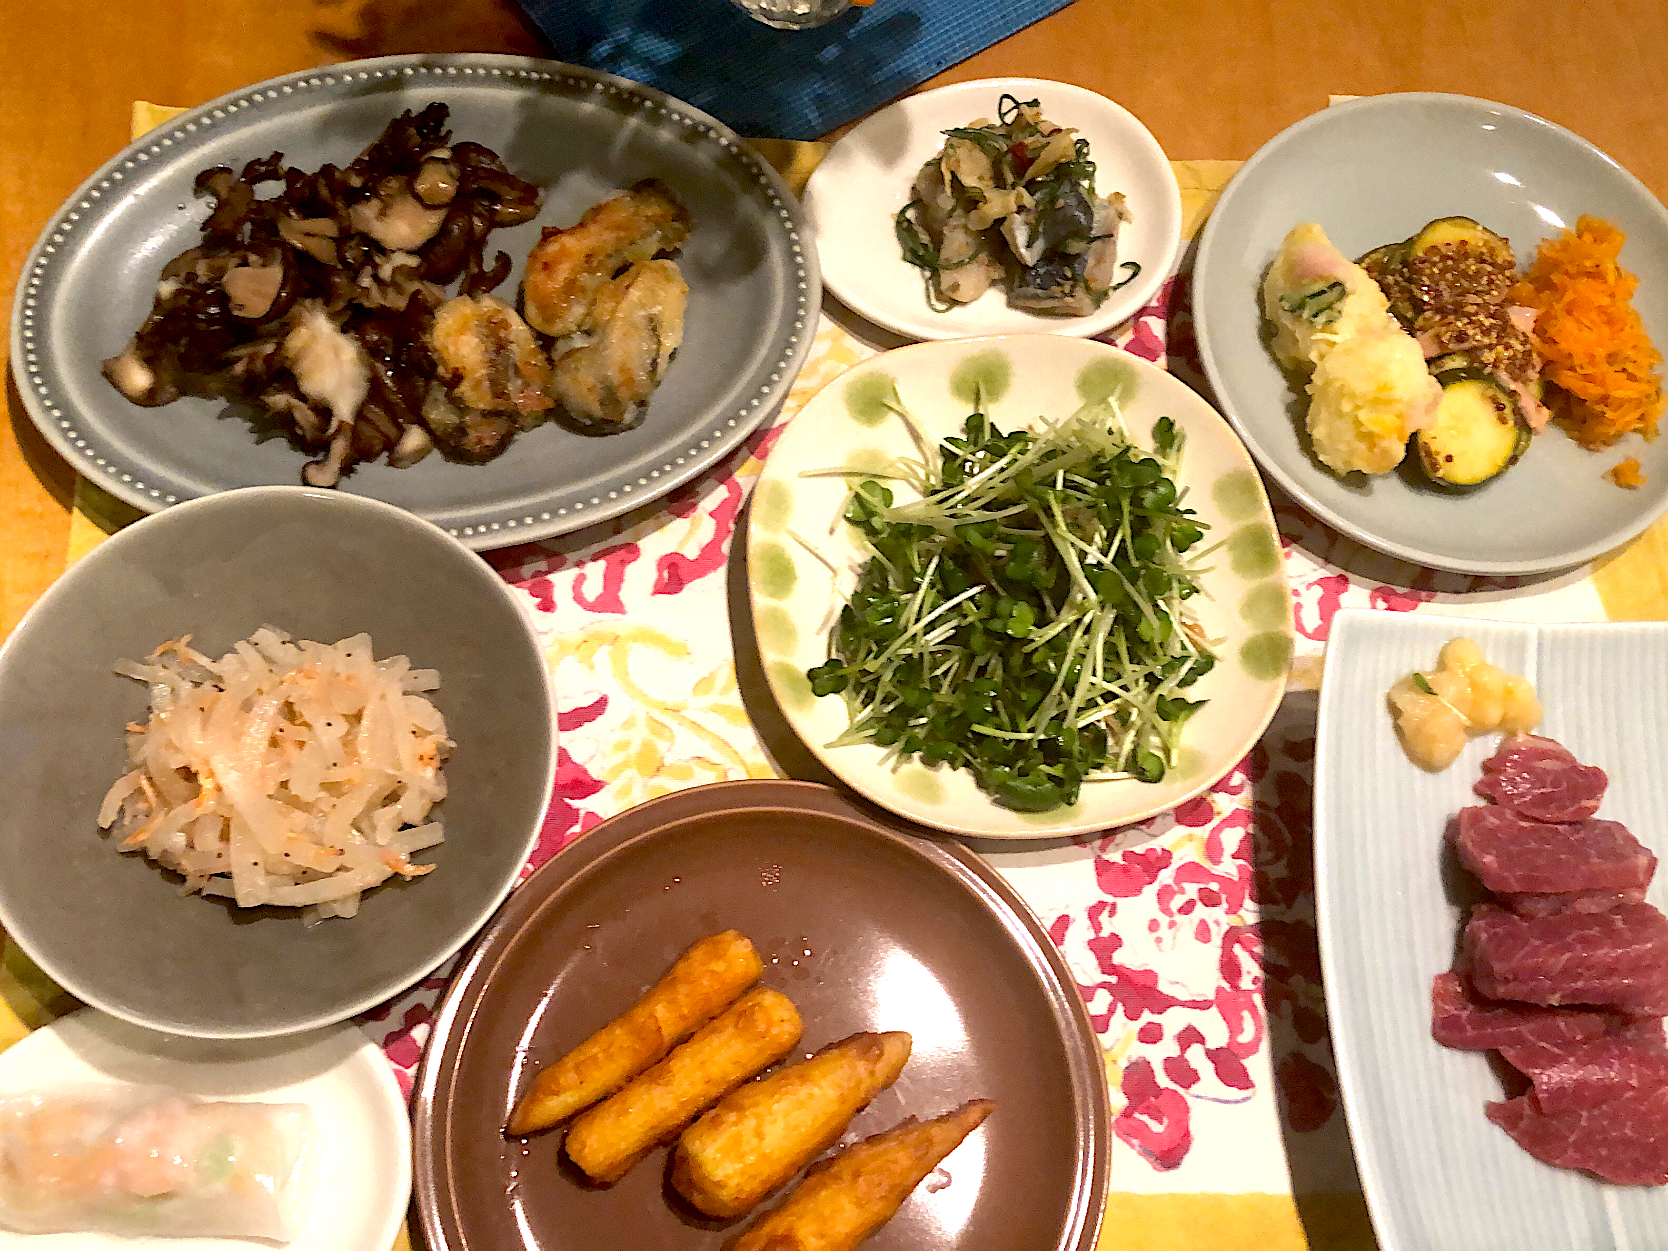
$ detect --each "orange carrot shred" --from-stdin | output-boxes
[1608,456,1646,488]
[1509,215,1664,450]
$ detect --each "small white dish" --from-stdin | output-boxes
[805,78,1182,342]
[0,1011,410,1251]
[748,334,1292,838]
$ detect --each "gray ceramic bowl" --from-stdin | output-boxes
[0,487,555,1038]
[1194,93,1668,575]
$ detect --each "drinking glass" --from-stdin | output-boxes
[729,0,853,29]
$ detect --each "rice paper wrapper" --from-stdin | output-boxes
[0,1086,315,1240]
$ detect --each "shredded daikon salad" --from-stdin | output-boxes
[99,629,450,923]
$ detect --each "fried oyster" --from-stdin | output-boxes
[522,179,691,338]
[549,259,689,430]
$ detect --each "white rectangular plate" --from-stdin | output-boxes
[1316,609,1668,1250]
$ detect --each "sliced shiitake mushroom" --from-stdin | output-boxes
[346,177,448,251]
[103,104,548,485]
[278,216,341,265]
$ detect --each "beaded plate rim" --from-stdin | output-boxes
[10,53,819,549]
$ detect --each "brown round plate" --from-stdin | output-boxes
[413,780,1108,1251]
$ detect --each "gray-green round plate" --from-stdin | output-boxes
[1195,93,1668,575]
[748,334,1292,839]
[11,54,816,551]
[0,486,556,1038]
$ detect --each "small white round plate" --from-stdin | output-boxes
[805,78,1182,342]
[0,1010,410,1251]
[748,335,1293,839]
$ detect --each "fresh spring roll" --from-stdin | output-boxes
[507,930,763,1136]
[671,1031,912,1218]
[565,988,803,1183]
[0,1088,314,1240]
[731,1099,995,1251]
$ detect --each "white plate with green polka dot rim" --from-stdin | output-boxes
[749,335,1293,839]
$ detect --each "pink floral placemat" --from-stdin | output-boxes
[26,123,1641,1248]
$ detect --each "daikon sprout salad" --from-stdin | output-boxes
[804,389,1216,813]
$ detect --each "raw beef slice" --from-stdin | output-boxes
[1430,971,1624,1051]
[1474,735,1607,823]
[1614,1017,1668,1050]
[1504,888,1650,918]
[1488,1089,1668,1185]
[1450,805,1653,893]
[1464,902,1668,1015]
[1499,1038,1668,1114]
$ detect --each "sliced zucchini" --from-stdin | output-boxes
[1416,368,1530,487]
[1278,280,1347,326]
[1356,241,1411,273]
[1410,216,1514,267]
[1426,351,1473,375]
[1357,239,1419,325]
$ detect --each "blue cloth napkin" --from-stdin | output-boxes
[513,0,1077,140]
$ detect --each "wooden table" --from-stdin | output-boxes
[4,0,1667,638]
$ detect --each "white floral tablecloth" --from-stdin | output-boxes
[353,258,1621,1249]
[12,119,1666,1251]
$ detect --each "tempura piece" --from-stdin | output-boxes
[550,259,688,429]
[420,384,518,463]
[429,294,552,422]
[1306,329,1443,475]
[1262,222,1439,475]
[565,988,803,1184]
[731,1100,994,1251]
[506,931,762,1137]
[671,1031,912,1218]
[522,179,691,337]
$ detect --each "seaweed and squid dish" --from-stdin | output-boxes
[895,94,1139,316]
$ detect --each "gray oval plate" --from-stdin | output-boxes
[12,54,817,550]
[1194,93,1668,576]
[413,780,1109,1251]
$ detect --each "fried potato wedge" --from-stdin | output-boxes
[731,1099,994,1251]
[506,930,762,1136]
[672,1031,912,1218]
[566,988,804,1183]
